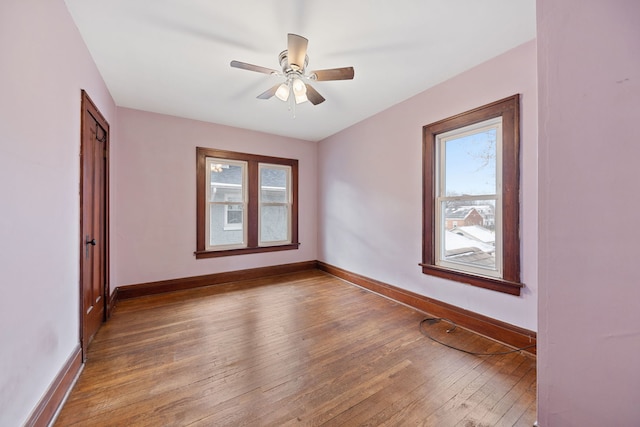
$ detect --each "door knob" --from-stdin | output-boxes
[86,238,97,246]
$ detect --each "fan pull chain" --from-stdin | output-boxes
[289,87,296,118]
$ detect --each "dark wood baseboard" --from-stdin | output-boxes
[24,345,82,427]
[114,259,535,354]
[107,287,118,318]
[116,260,318,300]
[317,261,536,355]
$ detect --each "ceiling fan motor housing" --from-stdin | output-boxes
[278,50,309,75]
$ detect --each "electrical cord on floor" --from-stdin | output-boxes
[419,317,536,356]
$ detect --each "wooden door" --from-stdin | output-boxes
[80,90,109,359]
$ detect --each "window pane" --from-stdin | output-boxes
[441,199,497,271]
[209,204,244,246]
[210,162,243,202]
[261,205,288,243]
[207,158,246,248]
[444,128,497,196]
[260,167,288,203]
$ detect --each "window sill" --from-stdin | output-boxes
[195,242,300,259]
[419,263,523,296]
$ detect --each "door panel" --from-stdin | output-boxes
[80,91,109,359]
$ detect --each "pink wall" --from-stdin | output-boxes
[113,108,317,287]
[537,1,640,425]
[6,2,637,425]
[0,0,116,425]
[318,40,538,331]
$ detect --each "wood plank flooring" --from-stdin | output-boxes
[54,270,536,426]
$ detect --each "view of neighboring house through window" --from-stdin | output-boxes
[224,200,243,230]
[207,158,247,249]
[436,117,502,278]
[196,148,299,258]
[259,164,292,246]
[422,95,522,295]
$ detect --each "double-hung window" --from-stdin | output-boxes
[422,95,522,295]
[206,158,247,249]
[196,148,299,258]
[259,163,292,246]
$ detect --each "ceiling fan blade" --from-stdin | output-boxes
[257,84,281,100]
[310,67,355,81]
[230,60,278,75]
[288,34,308,70]
[305,84,325,105]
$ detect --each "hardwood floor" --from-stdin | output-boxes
[54,270,536,426]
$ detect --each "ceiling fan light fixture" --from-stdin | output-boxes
[292,77,306,96]
[275,82,290,101]
[292,77,307,103]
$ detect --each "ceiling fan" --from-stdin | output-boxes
[230,33,355,106]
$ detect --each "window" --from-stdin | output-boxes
[422,95,522,295]
[206,158,247,249]
[259,164,292,246]
[196,148,299,258]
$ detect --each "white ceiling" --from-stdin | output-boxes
[65,0,536,142]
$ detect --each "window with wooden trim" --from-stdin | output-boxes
[196,147,299,258]
[422,95,523,295]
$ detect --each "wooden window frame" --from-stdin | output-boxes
[195,147,299,259]
[421,95,523,295]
